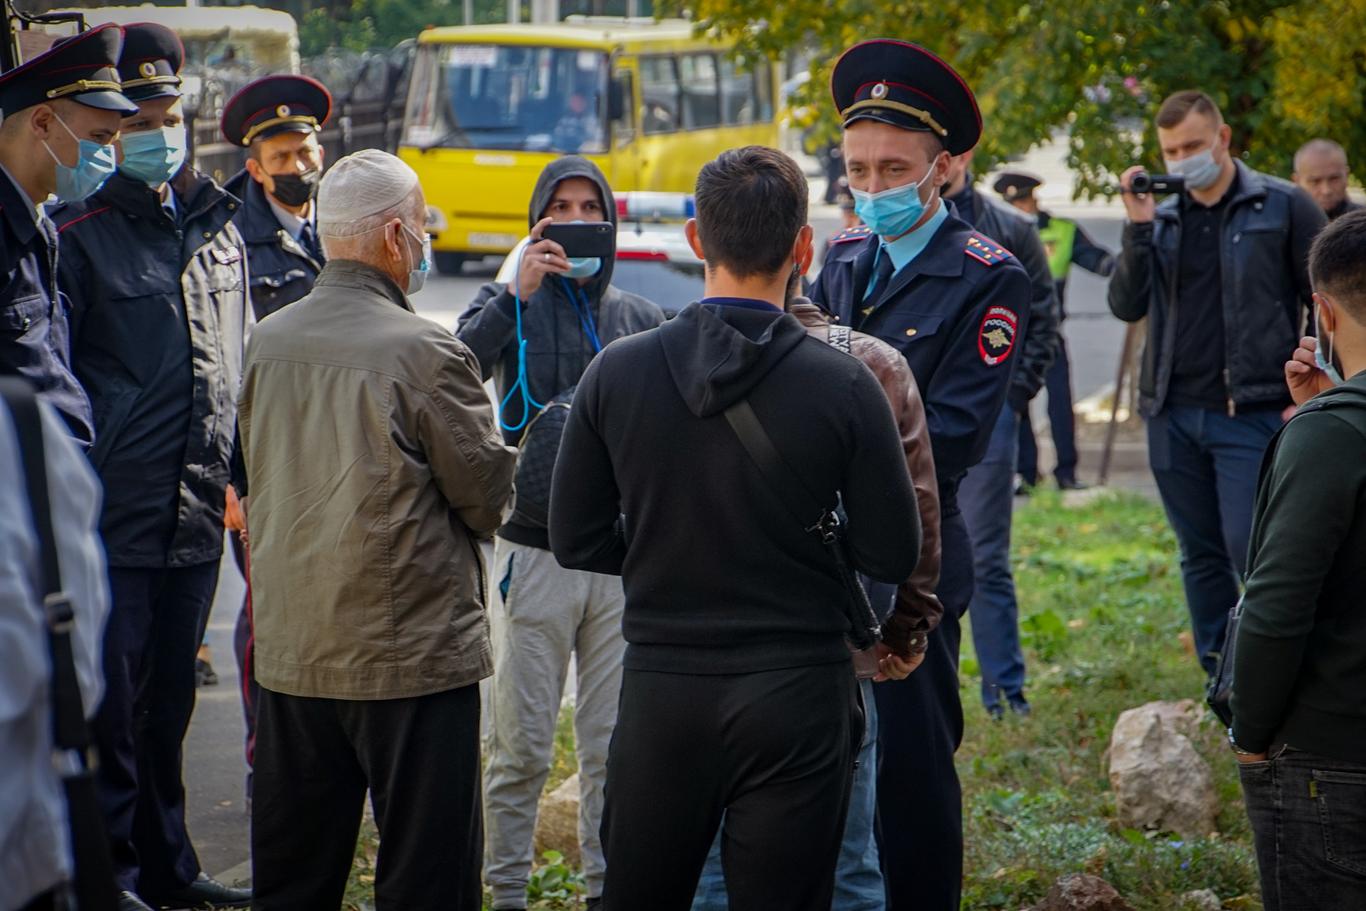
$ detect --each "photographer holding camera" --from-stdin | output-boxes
[1109,90,1325,676]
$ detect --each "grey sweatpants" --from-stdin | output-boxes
[483,537,626,908]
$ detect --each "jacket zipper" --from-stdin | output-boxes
[1225,368,1236,416]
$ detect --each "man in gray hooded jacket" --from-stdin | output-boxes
[458,155,664,911]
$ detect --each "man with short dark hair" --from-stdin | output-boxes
[550,145,921,911]
[1292,138,1360,221]
[1231,207,1366,910]
[1110,89,1325,676]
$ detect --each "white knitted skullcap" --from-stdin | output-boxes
[317,149,420,236]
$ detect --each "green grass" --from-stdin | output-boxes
[342,491,1261,910]
[958,490,1260,910]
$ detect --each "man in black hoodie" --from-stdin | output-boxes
[458,156,663,911]
[550,145,921,911]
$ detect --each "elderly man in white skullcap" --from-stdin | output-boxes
[236,149,517,911]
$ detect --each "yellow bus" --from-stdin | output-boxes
[397,19,780,273]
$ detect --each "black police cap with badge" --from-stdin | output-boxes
[992,169,1043,203]
[0,23,138,119]
[220,74,332,148]
[117,22,184,102]
[830,38,982,156]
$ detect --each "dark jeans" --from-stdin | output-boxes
[960,408,1026,710]
[875,507,972,911]
[251,684,484,911]
[1147,406,1281,674]
[1018,335,1080,485]
[1240,748,1366,911]
[94,562,219,895]
[601,662,862,911]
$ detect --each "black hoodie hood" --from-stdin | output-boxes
[657,302,810,417]
[528,155,618,297]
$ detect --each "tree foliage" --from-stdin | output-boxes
[658,0,1366,197]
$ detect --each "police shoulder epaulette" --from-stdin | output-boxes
[964,232,1014,267]
[830,224,873,245]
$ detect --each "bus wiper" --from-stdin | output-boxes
[421,125,526,151]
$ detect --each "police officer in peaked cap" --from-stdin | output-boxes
[0,23,137,445]
[809,38,1033,911]
[222,74,332,320]
[51,21,253,911]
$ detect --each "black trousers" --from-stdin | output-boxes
[94,562,219,895]
[600,661,863,911]
[875,508,971,911]
[251,683,484,911]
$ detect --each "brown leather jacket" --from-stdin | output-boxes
[791,300,943,651]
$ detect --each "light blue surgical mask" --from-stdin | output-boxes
[1315,304,1345,386]
[1164,146,1223,191]
[119,125,188,188]
[43,112,117,202]
[851,165,938,238]
[401,223,431,295]
[565,256,602,278]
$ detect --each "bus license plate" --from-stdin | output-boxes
[467,232,518,248]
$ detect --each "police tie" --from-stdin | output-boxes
[299,220,322,262]
[859,247,896,326]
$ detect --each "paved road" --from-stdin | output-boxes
[185,156,1134,884]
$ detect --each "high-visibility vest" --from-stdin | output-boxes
[1038,216,1077,281]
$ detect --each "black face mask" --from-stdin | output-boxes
[268,168,320,207]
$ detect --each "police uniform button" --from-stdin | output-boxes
[21,315,31,330]
[1233,233,1241,243]
[203,231,212,239]
[905,327,918,337]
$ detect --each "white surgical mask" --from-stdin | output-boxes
[1164,145,1223,191]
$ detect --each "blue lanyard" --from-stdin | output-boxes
[498,244,546,433]
[563,278,603,354]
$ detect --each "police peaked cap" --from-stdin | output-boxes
[118,22,184,102]
[0,23,138,118]
[831,39,982,156]
[992,169,1043,201]
[221,75,332,147]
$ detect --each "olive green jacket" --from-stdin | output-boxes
[239,260,517,700]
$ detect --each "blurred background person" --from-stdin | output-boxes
[1291,138,1360,221]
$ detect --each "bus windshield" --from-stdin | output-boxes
[404,43,609,154]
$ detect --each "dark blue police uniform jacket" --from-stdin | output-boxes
[223,168,322,321]
[811,209,1032,495]
[0,169,93,444]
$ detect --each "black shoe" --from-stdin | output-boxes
[195,657,219,687]
[146,873,250,908]
[1014,478,1034,497]
[587,899,603,909]
[1008,696,1032,717]
[986,704,1005,721]
[1056,477,1090,491]
[119,893,154,911]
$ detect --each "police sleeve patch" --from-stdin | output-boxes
[964,232,1014,266]
[830,224,873,245]
[978,305,1018,366]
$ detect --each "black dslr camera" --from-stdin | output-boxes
[1128,172,1185,195]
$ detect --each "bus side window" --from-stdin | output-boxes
[610,69,636,146]
[641,56,679,135]
[719,56,755,125]
[679,53,720,129]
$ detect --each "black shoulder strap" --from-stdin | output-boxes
[0,377,117,911]
[723,399,828,529]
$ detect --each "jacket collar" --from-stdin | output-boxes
[225,168,296,243]
[97,167,237,225]
[314,259,412,312]
[0,163,38,245]
[1157,159,1266,224]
